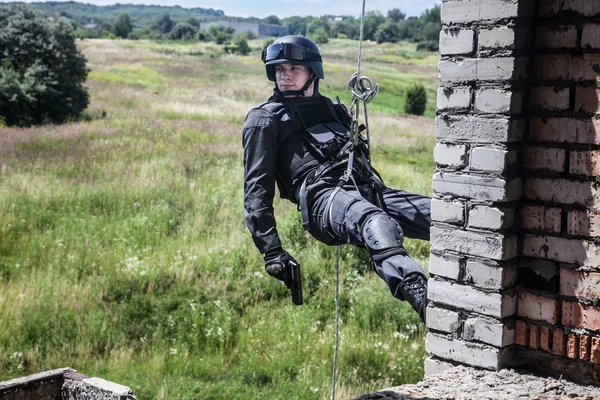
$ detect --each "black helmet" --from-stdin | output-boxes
[262,35,324,82]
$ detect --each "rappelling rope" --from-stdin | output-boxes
[331,0,379,399]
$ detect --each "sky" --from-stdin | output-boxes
[4,0,442,19]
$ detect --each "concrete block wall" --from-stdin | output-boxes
[518,0,600,384]
[430,0,600,386]
[427,0,534,375]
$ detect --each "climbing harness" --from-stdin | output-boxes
[330,0,379,399]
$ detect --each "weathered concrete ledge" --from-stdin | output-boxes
[0,368,136,400]
[354,366,600,400]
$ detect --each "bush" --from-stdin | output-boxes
[239,30,258,40]
[207,24,234,44]
[127,29,145,40]
[0,5,89,126]
[309,28,329,44]
[404,84,427,116]
[262,38,275,49]
[223,39,250,55]
[167,22,197,41]
[416,40,439,52]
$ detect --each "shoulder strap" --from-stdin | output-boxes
[257,100,287,116]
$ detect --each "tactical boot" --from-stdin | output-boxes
[398,273,428,323]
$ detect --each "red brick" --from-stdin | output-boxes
[515,320,529,346]
[563,301,583,327]
[539,0,600,18]
[531,87,571,111]
[523,234,600,268]
[534,54,582,81]
[568,210,590,236]
[518,292,560,324]
[534,53,600,82]
[530,117,600,144]
[573,1,600,17]
[580,335,592,361]
[552,329,567,355]
[562,301,600,330]
[530,325,541,349]
[579,54,600,81]
[592,338,600,364]
[582,24,600,50]
[583,305,600,331]
[567,334,580,358]
[525,178,600,208]
[569,150,600,176]
[525,147,565,172]
[560,268,600,298]
[541,326,552,351]
[536,26,578,49]
[575,87,600,113]
[522,205,562,233]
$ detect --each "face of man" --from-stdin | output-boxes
[275,63,314,98]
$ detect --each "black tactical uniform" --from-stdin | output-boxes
[243,36,430,321]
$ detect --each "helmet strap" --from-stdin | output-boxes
[276,74,318,98]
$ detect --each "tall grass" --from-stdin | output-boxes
[0,38,436,399]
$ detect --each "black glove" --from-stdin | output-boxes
[264,247,298,288]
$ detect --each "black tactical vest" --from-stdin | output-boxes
[286,96,353,162]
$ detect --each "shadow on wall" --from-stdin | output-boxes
[519,3,600,382]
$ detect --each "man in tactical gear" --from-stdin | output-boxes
[243,35,430,322]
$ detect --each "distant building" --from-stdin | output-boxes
[46,16,76,24]
[83,24,98,31]
[199,21,288,37]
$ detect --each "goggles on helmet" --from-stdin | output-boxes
[262,42,322,63]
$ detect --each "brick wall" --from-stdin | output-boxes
[518,0,600,383]
[428,0,600,385]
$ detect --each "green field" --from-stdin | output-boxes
[0,38,438,399]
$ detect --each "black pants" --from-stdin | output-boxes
[306,176,431,300]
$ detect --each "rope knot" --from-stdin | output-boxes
[348,72,379,104]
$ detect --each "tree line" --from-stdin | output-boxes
[278,7,441,50]
[56,5,441,52]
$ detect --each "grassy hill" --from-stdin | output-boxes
[0,38,438,399]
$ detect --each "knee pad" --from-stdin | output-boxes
[361,213,405,262]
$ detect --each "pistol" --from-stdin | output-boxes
[286,260,303,305]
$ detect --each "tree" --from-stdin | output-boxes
[283,16,308,36]
[167,22,197,41]
[363,11,386,41]
[0,5,89,126]
[185,16,200,28]
[155,12,173,35]
[414,6,441,43]
[375,21,399,43]
[306,17,331,44]
[332,17,359,39]
[113,12,133,38]
[263,15,280,25]
[404,84,427,116]
[387,8,406,23]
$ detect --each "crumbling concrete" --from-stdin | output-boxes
[0,368,136,400]
[355,366,600,400]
